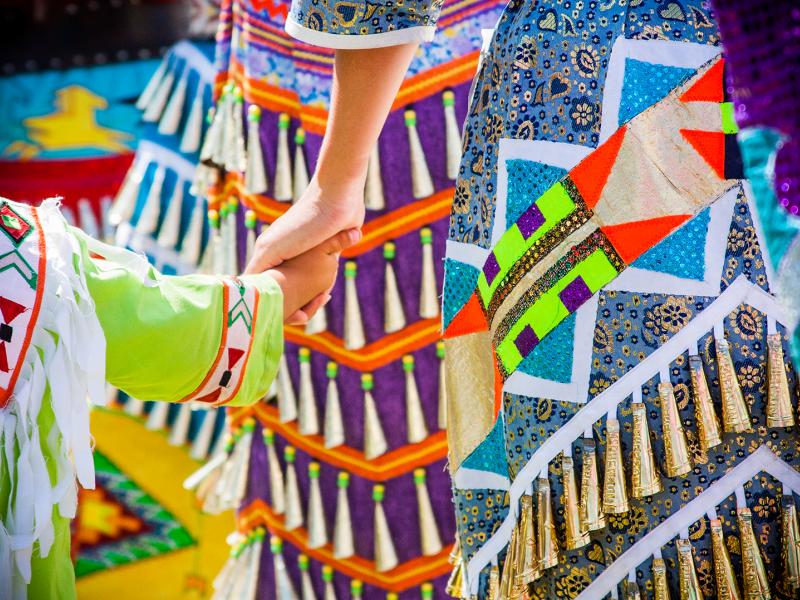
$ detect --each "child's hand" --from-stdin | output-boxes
[266,228,361,324]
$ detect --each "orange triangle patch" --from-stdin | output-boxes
[602,214,692,264]
[680,129,725,179]
[570,126,627,209]
[443,293,488,339]
[679,58,724,103]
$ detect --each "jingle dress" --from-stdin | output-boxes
[281,0,800,598]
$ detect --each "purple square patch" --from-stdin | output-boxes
[517,203,546,239]
[559,275,592,312]
[514,324,539,357]
[483,253,501,285]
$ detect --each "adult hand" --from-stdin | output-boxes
[244,176,366,274]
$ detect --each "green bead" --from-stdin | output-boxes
[326,361,338,378]
[420,227,432,245]
[245,210,257,229]
[298,347,311,363]
[436,341,445,359]
[284,446,296,463]
[337,472,350,488]
[278,113,290,129]
[322,565,334,582]
[344,261,357,278]
[263,428,275,444]
[404,109,417,127]
[402,354,414,372]
[247,104,261,122]
[383,242,396,260]
[361,373,373,391]
[207,209,220,228]
[308,462,320,479]
[298,554,309,570]
[270,536,282,554]
[242,417,256,433]
[413,468,426,484]
[372,484,385,502]
[442,90,455,107]
[294,128,306,145]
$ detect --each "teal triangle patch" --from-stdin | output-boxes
[505,160,568,229]
[634,207,710,281]
[443,258,480,330]
[618,58,694,125]
[517,312,576,383]
[460,417,508,477]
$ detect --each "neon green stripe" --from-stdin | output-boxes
[721,102,738,134]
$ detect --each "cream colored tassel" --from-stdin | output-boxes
[402,354,429,444]
[145,401,170,431]
[738,507,771,599]
[293,128,310,202]
[277,353,298,423]
[199,436,234,514]
[344,261,366,350]
[100,195,114,242]
[659,382,692,478]
[244,209,257,266]
[274,113,293,201]
[179,86,204,154]
[245,105,269,195]
[168,402,193,446]
[183,441,226,497]
[364,143,385,210]
[179,197,205,266]
[322,565,338,600]
[222,86,246,173]
[189,407,218,460]
[305,301,327,335]
[298,347,320,435]
[142,68,175,123]
[284,446,303,530]
[414,468,443,555]
[225,196,239,275]
[225,417,255,508]
[324,362,346,449]
[419,227,439,319]
[135,165,165,236]
[333,472,355,559]
[299,554,318,600]
[136,58,167,110]
[383,242,406,333]
[200,101,224,165]
[242,528,266,600]
[362,374,388,459]
[109,161,145,226]
[437,341,447,430]
[78,198,100,238]
[442,91,462,180]
[373,484,399,572]
[603,419,629,514]
[157,179,184,249]
[158,71,187,135]
[405,109,434,199]
[271,536,300,600]
[307,462,328,549]
[767,333,795,427]
[716,337,751,432]
[207,208,224,274]
[264,429,286,515]
[124,396,144,417]
[211,534,246,599]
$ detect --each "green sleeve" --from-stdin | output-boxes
[71,227,283,406]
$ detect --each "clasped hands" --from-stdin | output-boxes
[245,177,366,325]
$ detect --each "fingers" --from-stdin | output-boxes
[317,228,362,256]
[285,292,331,325]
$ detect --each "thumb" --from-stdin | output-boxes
[317,228,362,256]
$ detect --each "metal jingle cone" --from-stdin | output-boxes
[737,508,771,599]
[710,518,742,600]
[580,438,606,531]
[688,355,722,450]
[716,337,751,433]
[602,419,629,515]
[659,382,692,478]
[631,402,662,498]
[677,539,703,600]
[562,456,590,549]
[766,333,795,428]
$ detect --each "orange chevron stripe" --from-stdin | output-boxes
[237,498,454,591]
[218,52,480,134]
[214,177,453,259]
[284,319,442,372]
[229,404,449,480]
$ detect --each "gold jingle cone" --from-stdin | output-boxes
[716,337,751,433]
[446,539,465,598]
[563,456,590,549]
[536,476,560,571]
[580,438,606,530]
[653,557,673,600]
[488,564,501,600]
[766,333,795,428]
[780,495,800,595]
[603,419,629,515]
[689,354,722,450]
[631,402,662,498]
[737,508,771,599]
[516,495,539,585]
[710,518,742,600]
[677,539,703,600]
[659,382,692,478]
